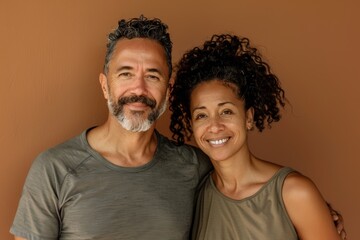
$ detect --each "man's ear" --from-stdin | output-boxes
[99,73,109,100]
[165,85,170,102]
[167,77,175,101]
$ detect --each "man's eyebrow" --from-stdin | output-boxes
[115,66,133,73]
[113,66,165,77]
[147,68,165,77]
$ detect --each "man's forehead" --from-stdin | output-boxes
[109,38,169,76]
[114,38,165,54]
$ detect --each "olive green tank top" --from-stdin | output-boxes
[191,167,299,240]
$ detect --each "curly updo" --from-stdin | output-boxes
[169,34,286,145]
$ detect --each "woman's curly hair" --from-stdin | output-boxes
[169,34,286,145]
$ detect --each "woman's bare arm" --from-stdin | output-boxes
[283,173,341,240]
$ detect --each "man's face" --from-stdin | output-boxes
[100,38,169,132]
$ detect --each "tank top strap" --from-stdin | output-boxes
[275,167,297,187]
[274,167,298,225]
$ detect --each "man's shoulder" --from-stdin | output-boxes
[34,129,91,171]
[157,132,210,164]
[157,132,212,179]
[158,132,195,149]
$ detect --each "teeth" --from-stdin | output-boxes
[208,138,229,145]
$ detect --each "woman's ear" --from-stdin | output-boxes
[246,107,255,131]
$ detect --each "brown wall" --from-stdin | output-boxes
[1,0,359,239]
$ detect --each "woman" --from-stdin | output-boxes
[169,34,342,239]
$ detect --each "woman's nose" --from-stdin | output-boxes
[208,117,225,133]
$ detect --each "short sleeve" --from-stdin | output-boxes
[10,151,62,240]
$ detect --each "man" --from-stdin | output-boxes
[11,15,212,240]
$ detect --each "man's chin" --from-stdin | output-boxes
[119,119,153,132]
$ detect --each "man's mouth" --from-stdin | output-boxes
[119,95,156,109]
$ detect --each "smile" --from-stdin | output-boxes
[208,137,230,145]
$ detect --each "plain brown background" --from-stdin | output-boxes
[1,0,359,239]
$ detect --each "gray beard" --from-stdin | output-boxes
[107,97,167,132]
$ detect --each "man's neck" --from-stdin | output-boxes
[87,117,158,167]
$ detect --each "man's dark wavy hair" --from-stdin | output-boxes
[104,15,172,78]
[169,34,286,145]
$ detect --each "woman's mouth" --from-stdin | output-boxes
[208,137,230,145]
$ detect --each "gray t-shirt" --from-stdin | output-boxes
[11,128,212,240]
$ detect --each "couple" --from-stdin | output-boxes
[11,15,345,239]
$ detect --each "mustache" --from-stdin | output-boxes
[118,95,156,109]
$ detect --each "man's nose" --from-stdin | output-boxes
[130,75,148,95]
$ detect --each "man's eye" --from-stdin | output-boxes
[146,75,160,81]
[119,72,132,78]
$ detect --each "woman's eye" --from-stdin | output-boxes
[194,113,206,120]
[221,109,233,115]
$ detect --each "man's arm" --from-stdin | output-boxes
[328,203,347,240]
[11,151,61,239]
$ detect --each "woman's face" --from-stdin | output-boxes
[190,80,254,162]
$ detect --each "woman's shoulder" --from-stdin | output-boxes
[282,171,320,199]
[281,171,341,239]
[281,171,331,225]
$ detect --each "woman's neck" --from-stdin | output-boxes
[210,152,277,200]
